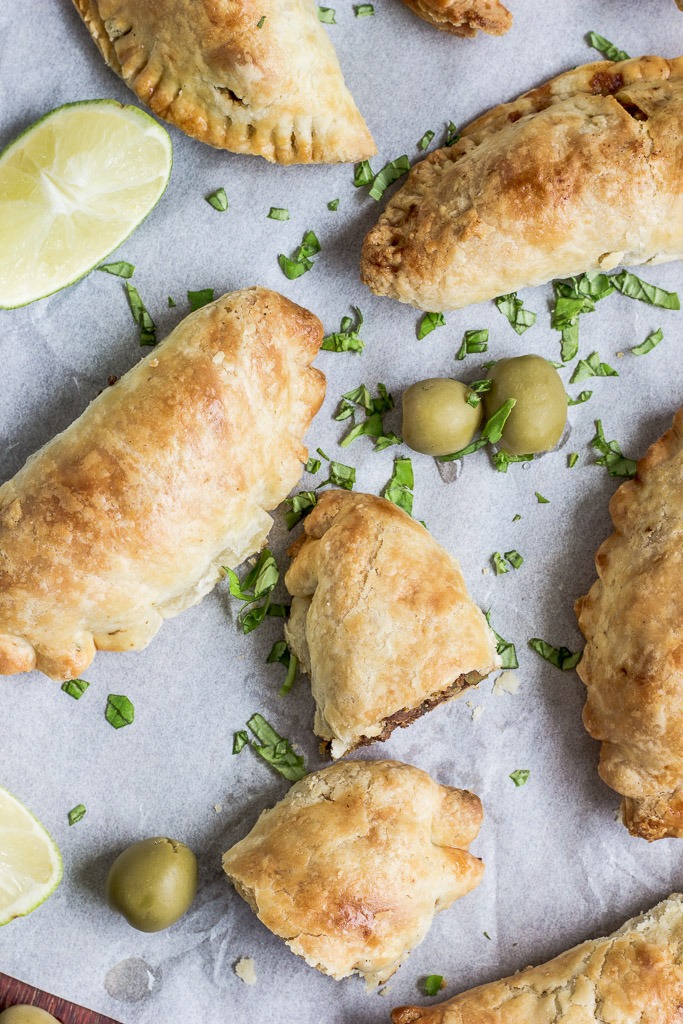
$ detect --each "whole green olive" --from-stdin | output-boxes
[106,837,198,933]
[484,355,567,455]
[402,378,483,457]
[0,1008,60,1024]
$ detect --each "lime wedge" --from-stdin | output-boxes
[0,786,63,925]
[0,100,172,308]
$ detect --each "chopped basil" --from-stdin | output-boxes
[424,976,444,997]
[509,769,530,787]
[354,3,374,13]
[528,638,581,671]
[285,490,317,529]
[61,679,89,700]
[632,327,663,356]
[493,451,533,473]
[278,230,321,279]
[439,398,516,462]
[590,419,637,477]
[318,5,336,21]
[494,293,536,334]
[327,198,340,211]
[187,288,214,311]
[353,160,374,187]
[205,188,228,212]
[568,452,579,468]
[256,15,266,27]
[105,694,134,729]
[455,328,488,360]
[225,549,287,634]
[167,296,176,307]
[535,492,549,503]
[317,447,330,460]
[124,281,156,347]
[512,514,521,522]
[68,804,87,826]
[570,352,618,383]
[305,457,321,474]
[341,411,384,447]
[612,270,680,309]
[586,31,629,62]
[465,379,492,408]
[484,932,491,940]
[484,611,518,669]
[322,460,356,490]
[551,277,602,362]
[417,129,435,150]
[267,639,299,696]
[369,155,411,201]
[417,311,445,340]
[505,549,523,569]
[97,261,135,278]
[567,390,592,405]
[338,383,399,450]
[492,552,508,576]
[383,456,414,515]
[246,713,306,781]
[559,324,579,363]
[444,121,460,146]
[322,306,365,353]
[268,207,290,221]
[233,730,249,754]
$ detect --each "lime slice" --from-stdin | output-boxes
[0,100,172,309]
[0,786,63,926]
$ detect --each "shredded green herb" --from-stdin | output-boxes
[444,121,460,146]
[439,399,516,462]
[224,549,287,633]
[492,552,508,576]
[631,327,663,356]
[535,492,549,504]
[586,31,629,62]
[590,419,637,477]
[505,550,523,570]
[68,804,87,826]
[318,5,336,21]
[278,230,321,279]
[256,15,266,27]
[322,306,365,353]
[61,679,89,700]
[268,207,290,221]
[417,311,445,340]
[205,188,228,212]
[97,261,135,278]
[494,451,533,473]
[246,713,306,781]
[353,160,374,187]
[354,3,374,14]
[528,638,581,670]
[568,452,579,468]
[455,329,488,360]
[285,490,318,529]
[267,640,299,696]
[612,270,680,309]
[417,130,435,151]
[124,281,156,347]
[424,976,444,997]
[510,769,530,787]
[484,611,518,669]
[570,352,618,383]
[105,694,135,729]
[369,156,411,201]
[187,288,214,311]
[567,390,593,405]
[327,198,340,211]
[233,730,249,754]
[383,457,414,515]
[495,293,536,334]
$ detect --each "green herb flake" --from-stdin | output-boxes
[455,328,488,360]
[444,121,460,146]
[105,693,135,729]
[268,207,290,221]
[278,229,321,279]
[632,327,663,356]
[61,679,90,700]
[510,769,530,787]
[505,549,523,570]
[205,188,228,212]
[567,390,593,405]
[529,638,581,671]
[383,456,414,515]
[318,5,336,21]
[233,730,249,754]
[568,452,579,468]
[494,451,533,473]
[570,351,618,383]
[484,932,492,940]
[590,419,637,478]
[285,490,318,529]
[353,160,374,187]
[439,398,516,462]
[424,976,444,997]
[97,261,135,278]
[323,461,356,490]
[167,296,176,307]
[224,549,288,633]
[322,306,365,353]
[612,270,680,309]
[256,14,266,27]
[124,281,156,347]
[246,713,306,781]
[492,552,509,576]
[512,514,522,522]
[417,129,435,151]
[466,379,492,408]
[369,155,411,201]
[354,3,374,13]
[305,457,321,474]
[267,640,299,696]
[535,492,549,504]
[187,288,215,311]
[327,198,340,211]
[417,311,445,340]
[495,292,536,334]
[586,31,630,62]
[484,611,519,669]
[68,804,87,826]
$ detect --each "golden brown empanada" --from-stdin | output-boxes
[72,0,375,165]
[361,56,683,311]
[576,409,683,841]
[401,0,511,37]
[284,490,500,758]
[223,759,484,984]
[0,288,325,681]
[391,894,683,1024]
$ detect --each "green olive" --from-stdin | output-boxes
[106,837,198,933]
[402,378,483,457]
[484,355,567,455]
[0,1009,60,1024]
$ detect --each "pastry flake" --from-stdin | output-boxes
[222,759,484,983]
[391,894,683,1023]
[0,287,325,681]
[577,408,683,840]
[72,0,376,164]
[401,0,511,37]
[361,56,683,311]
[284,490,500,757]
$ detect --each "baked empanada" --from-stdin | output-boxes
[400,0,511,38]
[72,0,375,164]
[0,288,325,681]
[284,490,500,758]
[361,56,683,311]
[577,409,683,841]
[391,894,683,1024]
[223,759,484,984]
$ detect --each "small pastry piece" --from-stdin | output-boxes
[391,894,683,1024]
[72,0,375,165]
[284,491,500,757]
[0,288,325,681]
[223,759,484,984]
[576,408,683,841]
[401,0,511,38]
[361,56,683,311]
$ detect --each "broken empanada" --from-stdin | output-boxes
[0,288,325,681]
[361,56,683,311]
[72,0,376,164]
[576,408,683,841]
[391,894,683,1024]
[284,490,500,758]
[223,759,484,984]
[401,0,511,38]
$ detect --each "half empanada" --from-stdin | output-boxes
[400,0,511,38]
[361,56,683,311]
[391,894,683,1024]
[223,759,484,984]
[576,408,683,841]
[0,287,325,681]
[284,490,500,758]
[72,0,376,164]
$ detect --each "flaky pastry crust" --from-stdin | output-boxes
[72,0,375,164]
[392,894,683,1024]
[576,408,683,841]
[0,287,325,681]
[222,759,484,983]
[400,0,511,38]
[284,491,500,758]
[361,56,683,311]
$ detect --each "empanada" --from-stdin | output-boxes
[72,0,376,164]
[284,490,500,758]
[222,759,484,984]
[0,288,325,681]
[577,408,683,841]
[401,0,511,38]
[361,56,683,311]
[391,894,683,1024]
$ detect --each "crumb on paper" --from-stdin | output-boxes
[493,671,520,697]
[149,358,159,368]
[234,957,256,985]
[214,803,223,814]
[616,351,624,358]
[482,567,490,575]
[471,705,484,722]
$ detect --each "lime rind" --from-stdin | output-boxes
[0,785,63,927]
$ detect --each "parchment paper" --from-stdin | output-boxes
[2,1,683,1021]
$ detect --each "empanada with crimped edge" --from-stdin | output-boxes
[361,56,683,311]
[71,0,375,164]
[0,287,325,681]
[401,0,511,38]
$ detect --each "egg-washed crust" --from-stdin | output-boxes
[361,56,683,311]
[391,894,683,1024]
[284,490,500,758]
[71,0,376,164]
[399,0,511,37]
[576,408,683,841]
[223,759,484,984]
[0,287,325,681]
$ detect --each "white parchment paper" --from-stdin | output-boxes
[2,1,683,1021]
